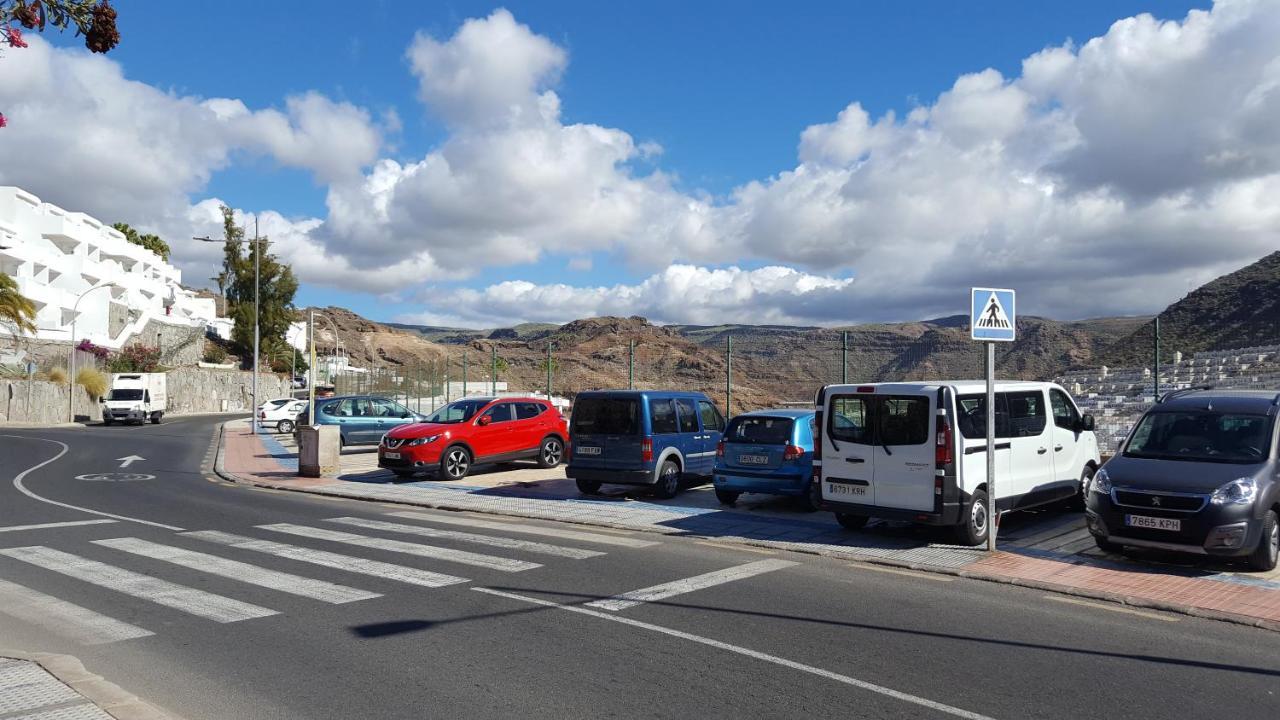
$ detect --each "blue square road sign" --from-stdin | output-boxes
[971,288,1016,342]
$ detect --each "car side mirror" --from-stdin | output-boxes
[1078,415,1095,432]
[477,415,491,426]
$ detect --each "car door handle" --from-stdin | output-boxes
[1054,444,1063,452]
[1037,447,1048,455]
[846,458,866,464]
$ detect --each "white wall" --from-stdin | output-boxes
[0,186,223,350]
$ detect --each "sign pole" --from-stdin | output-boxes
[985,341,997,552]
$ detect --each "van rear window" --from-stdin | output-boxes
[725,416,794,445]
[571,398,638,436]
[879,397,929,446]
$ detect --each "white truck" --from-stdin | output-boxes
[102,373,168,425]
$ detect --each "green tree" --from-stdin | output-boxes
[219,206,299,365]
[111,222,171,261]
[0,272,38,346]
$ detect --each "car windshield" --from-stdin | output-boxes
[724,416,794,445]
[108,389,143,401]
[425,399,488,423]
[1124,411,1273,464]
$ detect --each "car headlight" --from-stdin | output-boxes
[407,435,441,447]
[1210,477,1257,506]
[1091,468,1112,495]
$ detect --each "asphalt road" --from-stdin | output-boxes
[1,416,1278,719]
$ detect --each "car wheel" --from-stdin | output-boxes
[953,488,990,546]
[536,437,564,468]
[1093,534,1123,554]
[1072,466,1095,511]
[714,488,740,506]
[103,417,113,426]
[439,446,471,481]
[797,481,821,512]
[150,413,161,425]
[653,460,681,499]
[836,513,868,531]
[576,478,602,495]
[1247,509,1279,572]
[278,419,295,435]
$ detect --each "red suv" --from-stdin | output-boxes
[378,397,569,481]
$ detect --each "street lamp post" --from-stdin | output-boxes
[68,282,119,422]
[197,218,265,432]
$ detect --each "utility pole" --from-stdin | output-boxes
[628,339,635,389]
[491,345,497,395]
[1153,316,1161,400]
[252,216,260,433]
[725,334,732,415]
[546,342,553,400]
[307,310,316,428]
[462,350,468,397]
[841,330,849,384]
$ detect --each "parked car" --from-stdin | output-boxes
[291,376,307,389]
[566,390,726,499]
[1086,388,1279,571]
[292,395,426,447]
[815,381,1100,545]
[712,409,817,508]
[378,396,568,480]
[260,398,307,434]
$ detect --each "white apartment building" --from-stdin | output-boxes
[0,186,221,353]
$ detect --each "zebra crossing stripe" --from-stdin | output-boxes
[0,546,277,623]
[386,511,660,548]
[92,537,380,605]
[326,517,605,559]
[257,524,541,572]
[0,577,153,645]
[182,531,469,588]
[585,559,798,611]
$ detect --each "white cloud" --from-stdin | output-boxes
[396,265,856,327]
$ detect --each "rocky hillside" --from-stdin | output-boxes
[306,306,450,369]
[1097,251,1280,366]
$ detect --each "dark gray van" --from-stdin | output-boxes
[566,390,726,498]
[1086,389,1279,570]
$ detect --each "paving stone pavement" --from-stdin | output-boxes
[0,658,114,720]
[222,419,1280,629]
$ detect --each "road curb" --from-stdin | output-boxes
[0,649,179,719]
[210,422,1280,634]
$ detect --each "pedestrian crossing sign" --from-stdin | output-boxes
[970,288,1016,342]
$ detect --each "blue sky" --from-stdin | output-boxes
[18,1,1276,328]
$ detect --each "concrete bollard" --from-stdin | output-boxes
[299,425,341,478]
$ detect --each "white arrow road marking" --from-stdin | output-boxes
[0,578,154,645]
[585,559,798,611]
[258,523,541,572]
[0,546,276,623]
[93,537,381,604]
[326,517,605,559]
[116,455,145,468]
[182,531,469,588]
[474,588,997,720]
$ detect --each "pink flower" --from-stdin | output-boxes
[0,113,7,129]
[4,25,28,49]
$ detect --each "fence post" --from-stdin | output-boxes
[415,365,421,413]
[1153,316,1161,400]
[491,345,497,395]
[546,342,554,400]
[462,350,469,398]
[628,339,634,389]
[841,330,848,384]
[725,334,732,415]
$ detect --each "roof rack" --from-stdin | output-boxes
[1156,385,1214,404]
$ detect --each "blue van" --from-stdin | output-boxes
[566,390,726,498]
[712,409,817,508]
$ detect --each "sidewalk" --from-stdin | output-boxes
[0,652,170,720]
[219,420,1280,630]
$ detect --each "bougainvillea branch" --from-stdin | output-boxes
[1,1,120,128]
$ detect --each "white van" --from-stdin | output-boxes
[102,373,168,425]
[814,381,1100,545]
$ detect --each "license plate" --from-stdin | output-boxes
[383,452,401,460]
[577,446,602,455]
[825,481,867,497]
[1125,514,1180,531]
[738,454,770,465]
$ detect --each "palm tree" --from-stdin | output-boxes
[0,272,37,347]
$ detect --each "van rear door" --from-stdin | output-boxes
[871,393,936,512]
[570,396,639,469]
[820,393,875,504]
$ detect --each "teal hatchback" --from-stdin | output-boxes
[293,395,427,447]
[713,409,817,509]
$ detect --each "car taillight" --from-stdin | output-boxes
[935,415,953,466]
[716,440,725,457]
[641,436,653,462]
[783,445,804,461]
